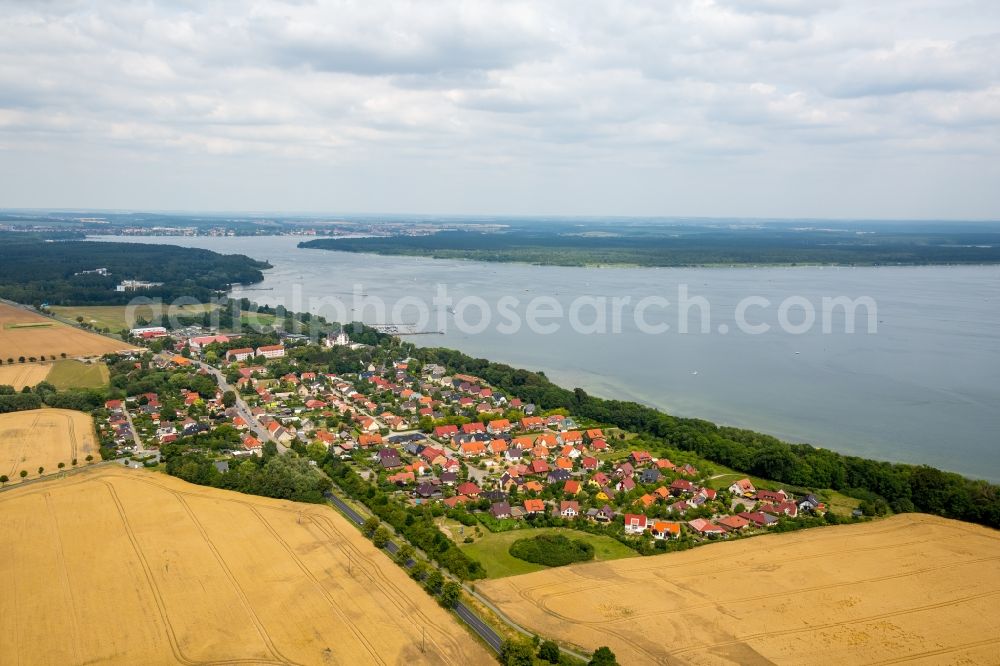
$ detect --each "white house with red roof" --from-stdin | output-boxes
[242,435,263,454]
[728,478,757,497]
[624,513,648,534]
[688,518,726,537]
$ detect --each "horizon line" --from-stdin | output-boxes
[2,207,999,225]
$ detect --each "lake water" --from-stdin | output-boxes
[96,235,1000,481]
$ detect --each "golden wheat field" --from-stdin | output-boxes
[0,362,51,390]
[480,514,1000,665]
[0,408,100,480]
[0,301,137,360]
[0,466,492,665]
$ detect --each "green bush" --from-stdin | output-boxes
[509,534,595,567]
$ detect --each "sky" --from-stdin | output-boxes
[0,0,998,220]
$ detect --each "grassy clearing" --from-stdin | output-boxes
[50,303,218,333]
[50,304,280,332]
[240,310,279,326]
[705,471,775,491]
[596,449,633,463]
[823,489,862,515]
[45,360,110,390]
[452,521,636,578]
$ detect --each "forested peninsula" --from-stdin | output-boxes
[0,233,271,306]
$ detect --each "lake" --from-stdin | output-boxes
[96,235,1000,481]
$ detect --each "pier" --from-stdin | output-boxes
[371,324,444,335]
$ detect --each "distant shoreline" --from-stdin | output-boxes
[299,243,1000,269]
[298,227,1000,268]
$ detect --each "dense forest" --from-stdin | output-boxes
[414,346,1000,529]
[0,233,270,305]
[301,226,1000,267]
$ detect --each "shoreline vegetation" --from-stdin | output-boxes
[299,226,1000,267]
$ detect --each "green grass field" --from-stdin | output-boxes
[240,311,279,326]
[448,520,636,578]
[705,471,775,492]
[44,359,110,389]
[50,303,218,333]
[50,304,279,333]
[823,489,862,515]
[4,322,55,330]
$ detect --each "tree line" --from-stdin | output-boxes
[0,382,106,414]
[323,457,486,580]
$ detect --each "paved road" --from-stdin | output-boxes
[192,359,287,454]
[324,490,503,653]
[121,407,146,454]
[453,603,503,652]
[326,491,365,524]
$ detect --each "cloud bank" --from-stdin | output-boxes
[0,0,997,218]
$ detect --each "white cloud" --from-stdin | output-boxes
[0,0,997,218]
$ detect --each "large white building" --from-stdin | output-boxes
[116,280,164,292]
[189,334,232,350]
[325,332,350,347]
[226,348,254,362]
[256,344,285,359]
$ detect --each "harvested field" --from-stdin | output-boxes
[0,301,137,359]
[0,362,50,390]
[480,514,1000,665]
[0,466,492,665]
[0,408,99,480]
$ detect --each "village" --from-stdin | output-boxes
[97,324,832,555]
